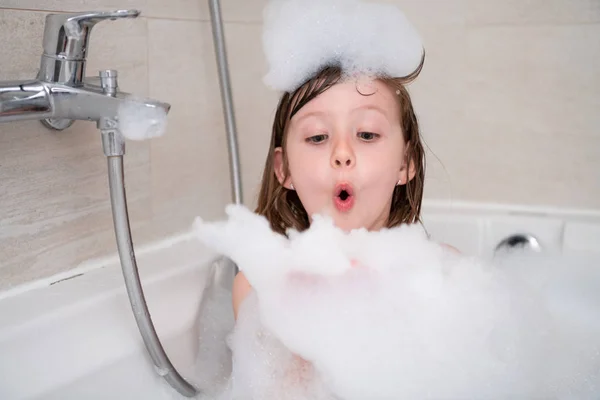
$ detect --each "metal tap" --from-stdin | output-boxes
[0,10,170,132]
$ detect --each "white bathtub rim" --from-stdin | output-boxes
[422,199,600,220]
[0,230,203,302]
[0,229,219,341]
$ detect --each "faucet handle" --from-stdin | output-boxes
[41,10,140,61]
[38,10,140,85]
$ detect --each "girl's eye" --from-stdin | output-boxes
[307,134,328,144]
[358,132,379,141]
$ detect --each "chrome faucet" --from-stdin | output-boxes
[0,9,170,141]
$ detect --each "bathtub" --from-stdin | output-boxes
[0,235,235,400]
[1,201,599,399]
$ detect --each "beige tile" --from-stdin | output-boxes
[0,0,268,22]
[7,0,597,27]
[0,0,467,25]
[216,0,466,24]
[202,0,270,23]
[0,121,152,290]
[0,0,204,21]
[461,24,600,209]
[0,10,152,290]
[466,25,600,134]
[222,22,280,208]
[210,0,467,25]
[407,23,469,201]
[467,0,600,25]
[446,129,600,209]
[0,9,46,80]
[368,0,466,25]
[212,0,465,24]
[147,19,232,239]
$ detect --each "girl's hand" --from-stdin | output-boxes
[286,258,365,285]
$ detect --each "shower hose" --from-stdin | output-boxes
[105,147,198,397]
[100,1,241,396]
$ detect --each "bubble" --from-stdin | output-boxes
[117,99,168,141]
[195,204,600,399]
[261,0,424,92]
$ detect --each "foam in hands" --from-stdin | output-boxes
[193,205,600,399]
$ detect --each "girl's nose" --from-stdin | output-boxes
[331,139,355,169]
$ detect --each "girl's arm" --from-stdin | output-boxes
[441,243,461,254]
[232,271,252,320]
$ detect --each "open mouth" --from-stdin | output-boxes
[334,183,355,212]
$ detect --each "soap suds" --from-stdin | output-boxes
[117,100,168,141]
[194,204,600,399]
[262,0,424,92]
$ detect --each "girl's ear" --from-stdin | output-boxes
[274,147,292,188]
[398,142,416,184]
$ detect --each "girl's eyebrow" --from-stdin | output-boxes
[352,104,389,118]
[293,105,390,125]
[293,110,327,124]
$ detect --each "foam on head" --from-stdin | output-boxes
[194,205,600,399]
[262,0,424,92]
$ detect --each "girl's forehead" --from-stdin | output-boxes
[293,78,397,119]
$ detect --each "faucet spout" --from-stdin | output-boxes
[49,81,171,122]
[0,81,53,122]
[0,79,170,127]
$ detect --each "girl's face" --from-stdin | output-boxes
[274,78,415,232]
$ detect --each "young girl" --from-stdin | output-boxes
[231,58,462,319]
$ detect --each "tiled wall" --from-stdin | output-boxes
[1,0,598,290]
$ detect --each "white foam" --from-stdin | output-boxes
[117,100,168,141]
[261,0,424,92]
[194,205,600,399]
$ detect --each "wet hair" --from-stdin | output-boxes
[255,55,426,236]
